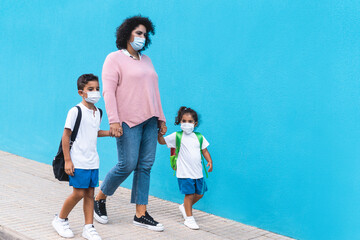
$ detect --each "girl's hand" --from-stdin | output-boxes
[65,160,75,176]
[110,123,123,137]
[207,161,213,172]
[159,122,167,135]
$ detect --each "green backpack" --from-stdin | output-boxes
[170,131,208,178]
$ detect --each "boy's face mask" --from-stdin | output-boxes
[181,123,194,134]
[85,91,101,104]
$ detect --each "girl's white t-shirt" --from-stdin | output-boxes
[64,102,101,169]
[164,132,209,179]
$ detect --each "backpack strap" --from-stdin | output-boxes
[99,108,103,120]
[175,131,183,157]
[194,132,208,178]
[70,106,82,147]
[173,131,183,175]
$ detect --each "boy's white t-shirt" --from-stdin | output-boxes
[164,132,209,179]
[64,102,101,169]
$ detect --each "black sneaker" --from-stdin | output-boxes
[94,198,108,224]
[133,211,164,232]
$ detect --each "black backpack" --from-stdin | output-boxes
[52,106,102,181]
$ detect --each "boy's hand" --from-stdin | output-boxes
[110,123,123,137]
[65,160,75,176]
[207,161,213,172]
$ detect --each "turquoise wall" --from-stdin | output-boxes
[1,1,360,239]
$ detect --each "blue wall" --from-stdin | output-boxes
[1,1,360,239]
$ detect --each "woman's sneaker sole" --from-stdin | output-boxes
[94,211,108,224]
[133,221,164,232]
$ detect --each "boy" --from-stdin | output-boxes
[52,74,109,240]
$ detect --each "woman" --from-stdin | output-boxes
[94,16,167,232]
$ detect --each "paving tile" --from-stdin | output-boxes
[0,151,294,240]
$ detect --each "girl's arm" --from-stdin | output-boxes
[158,133,166,145]
[62,128,74,176]
[98,130,110,137]
[202,148,213,172]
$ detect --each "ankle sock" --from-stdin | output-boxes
[84,224,94,229]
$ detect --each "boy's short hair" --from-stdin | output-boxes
[77,74,99,90]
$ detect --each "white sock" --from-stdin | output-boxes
[57,216,66,222]
[186,216,194,220]
[84,224,94,229]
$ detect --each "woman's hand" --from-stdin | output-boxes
[110,123,123,137]
[65,159,75,176]
[158,121,167,135]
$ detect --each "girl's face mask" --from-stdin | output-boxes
[181,123,195,134]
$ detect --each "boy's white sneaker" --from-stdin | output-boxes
[184,216,199,230]
[52,215,74,238]
[179,203,187,220]
[82,224,102,240]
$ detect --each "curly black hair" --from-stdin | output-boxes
[175,106,199,126]
[115,15,155,52]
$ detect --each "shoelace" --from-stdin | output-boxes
[145,212,158,224]
[142,216,156,225]
[97,200,107,215]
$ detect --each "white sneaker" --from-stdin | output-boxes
[179,204,187,220]
[184,216,199,230]
[82,225,102,240]
[52,215,74,238]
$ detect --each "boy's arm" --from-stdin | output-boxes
[158,133,166,145]
[62,128,74,176]
[98,130,110,137]
[201,148,213,172]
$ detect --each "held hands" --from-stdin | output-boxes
[65,159,75,176]
[110,123,123,137]
[158,121,167,135]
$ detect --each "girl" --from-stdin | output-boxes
[158,106,213,230]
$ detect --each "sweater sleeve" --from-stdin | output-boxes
[146,55,166,123]
[102,54,121,124]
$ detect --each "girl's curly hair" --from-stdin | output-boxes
[115,15,155,52]
[175,106,199,126]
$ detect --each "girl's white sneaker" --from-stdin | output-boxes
[179,204,187,220]
[52,215,74,238]
[82,225,102,240]
[184,216,200,230]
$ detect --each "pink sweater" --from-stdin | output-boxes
[102,50,166,127]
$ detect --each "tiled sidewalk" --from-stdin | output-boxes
[0,151,294,240]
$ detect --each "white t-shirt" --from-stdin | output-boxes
[164,132,209,179]
[64,102,101,169]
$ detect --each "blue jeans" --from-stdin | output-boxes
[100,117,158,205]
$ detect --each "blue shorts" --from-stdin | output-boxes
[69,169,99,189]
[178,178,208,195]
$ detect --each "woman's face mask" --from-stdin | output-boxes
[130,37,145,51]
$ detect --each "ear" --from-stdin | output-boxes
[194,122,198,127]
[78,90,84,97]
